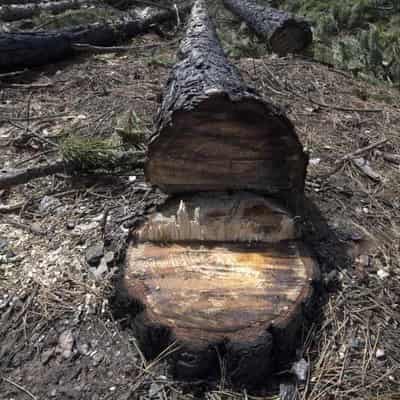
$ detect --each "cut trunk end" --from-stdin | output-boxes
[147,93,307,197]
[270,21,313,56]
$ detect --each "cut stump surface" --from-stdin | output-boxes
[123,192,319,383]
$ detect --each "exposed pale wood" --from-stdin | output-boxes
[124,239,318,383]
[122,191,320,383]
[137,192,299,243]
[223,0,312,56]
[147,0,308,197]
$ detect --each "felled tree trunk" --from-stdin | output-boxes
[1,0,44,5]
[0,3,192,70]
[223,0,312,56]
[146,0,308,197]
[0,0,97,22]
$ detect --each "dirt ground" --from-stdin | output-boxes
[1,10,400,400]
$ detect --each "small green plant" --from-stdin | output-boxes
[60,136,122,172]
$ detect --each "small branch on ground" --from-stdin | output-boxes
[374,150,400,165]
[0,150,145,190]
[335,139,388,164]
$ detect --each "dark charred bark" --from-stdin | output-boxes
[0,0,97,22]
[223,0,312,56]
[0,3,192,70]
[146,0,308,197]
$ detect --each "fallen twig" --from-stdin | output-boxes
[335,138,388,164]
[2,377,37,400]
[374,150,400,165]
[0,201,26,213]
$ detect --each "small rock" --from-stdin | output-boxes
[349,337,361,349]
[291,358,309,382]
[85,244,104,267]
[92,352,104,367]
[91,258,108,280]
[39,196,61,213]
[376,348,385,359]
[103,251,114,266]
[309,158,321,166]
[31,222,45,235]
[56,330,75,359]
[66,221,75,230]
[377,269,390,280]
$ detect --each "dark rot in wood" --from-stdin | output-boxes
[146,0,308,198]
[223,0,312,56]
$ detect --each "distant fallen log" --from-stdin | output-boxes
[1,0,44,5]
[0,3,192,70]
[223,0,312,56]
[0,0,97,22]
[146,0,308,196]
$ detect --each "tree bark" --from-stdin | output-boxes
[146,0,308,198]
[123,192,320,384]
[0,0,97,22]
[0,3,192,70]
[223,0,312,56]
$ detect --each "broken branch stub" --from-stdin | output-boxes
[146,0,308,198]
[223,0,312,56]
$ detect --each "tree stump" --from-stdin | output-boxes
[124,192,319,383]
[121,0,319,385]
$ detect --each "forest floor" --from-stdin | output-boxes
[1,11,400,400]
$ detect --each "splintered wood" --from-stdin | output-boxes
[137,193,298,243]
